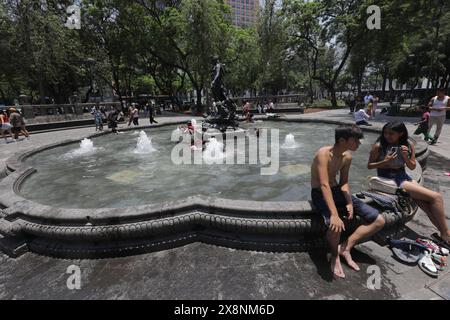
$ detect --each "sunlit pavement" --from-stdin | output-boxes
[0,110,449,300]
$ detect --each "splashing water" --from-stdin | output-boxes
[134,131,156,154]
[281,134,298,149]
[191,119,198,130]
[173,127,182,135]
[203,138,225,164]
[68,138,97,157]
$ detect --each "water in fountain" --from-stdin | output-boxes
[134,131,156,154]
[203,137,225,164]
[173,127,182,135]
[281,134,299,149]
[22,122,379,208]
[65,138,97,158]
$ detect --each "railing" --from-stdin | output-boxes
[4,102,122,121]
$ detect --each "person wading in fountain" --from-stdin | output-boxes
[311,125,385,278]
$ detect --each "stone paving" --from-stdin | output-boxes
[0,110,449,300]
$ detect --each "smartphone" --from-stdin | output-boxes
[389,147,398,155]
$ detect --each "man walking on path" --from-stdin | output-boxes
[427,88,450,145]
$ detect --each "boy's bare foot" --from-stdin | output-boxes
[339,244,360,271]
[330,255,345,278]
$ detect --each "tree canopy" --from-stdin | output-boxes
[1,0,449,108]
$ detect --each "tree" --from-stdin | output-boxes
[1,0,85,104]
[284,0,377,107]
[257,0,289,96]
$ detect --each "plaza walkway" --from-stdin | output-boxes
[291,108,450,160]
[0,110,449,300]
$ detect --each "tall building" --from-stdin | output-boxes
[225,0,260,27]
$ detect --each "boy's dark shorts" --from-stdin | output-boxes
[311,186,380,227]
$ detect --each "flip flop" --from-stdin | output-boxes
[431,233,450,253]
[431,253,447,271]
[418,252,439,278]
[388,238,428,265]
[417,237,449,256]
[444,172,450,177]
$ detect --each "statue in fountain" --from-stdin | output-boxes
[204,56,239,132]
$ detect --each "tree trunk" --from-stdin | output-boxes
[195,87,203,115]
[382,69,388,96]
[329,86,338,108]
[38,75,46,104]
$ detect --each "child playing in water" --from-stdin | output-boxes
[311,125,385,279]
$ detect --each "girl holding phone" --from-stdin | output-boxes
[368,122,450,246]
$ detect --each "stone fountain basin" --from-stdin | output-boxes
[0,120,428,259]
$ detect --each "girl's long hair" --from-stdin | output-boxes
[377,122,410,152]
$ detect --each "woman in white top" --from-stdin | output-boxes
[427,88,450,145]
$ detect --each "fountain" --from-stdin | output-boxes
[203,137,225,164]
[191,119,198,130]
[134,131,156,154]
[0,121,427,259]
[281,134,299,149]
[0,59,431,261]
[66,138,96,157]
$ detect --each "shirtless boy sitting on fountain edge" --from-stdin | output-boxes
[311,125,386,278]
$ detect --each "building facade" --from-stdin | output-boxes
[225,0,259,27]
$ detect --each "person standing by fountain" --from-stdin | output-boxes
[427,87,450,145]
[127,104,134,126]
[91,106,104,132]
[107,109,120,135]
[0,109,14,143]
[243,101,253,123]
[130,105,140,126]
[311,125,385,279]
[147,102,158,124]
[8,108,30,140]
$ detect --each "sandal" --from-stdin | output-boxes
[417,237,449,256]
[418,252,439,278]
[431,253,447,271]
[431,233,450,253]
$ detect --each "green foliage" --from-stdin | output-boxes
[1,0,450,107]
